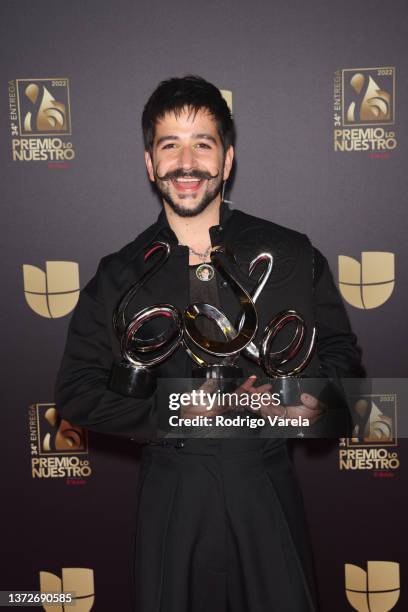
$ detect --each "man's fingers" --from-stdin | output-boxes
[197,378,219,393]
[253,383,273,394]
[237,375,257,392]
[300,393,321,410]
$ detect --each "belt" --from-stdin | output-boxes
[143,438,186,449]
[140,438,280,454]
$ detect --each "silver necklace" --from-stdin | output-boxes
[179,243,212,261]
[179,243,215,281]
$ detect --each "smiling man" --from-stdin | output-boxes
[145,107,232,216]
[55,75,362,612]
[142,80,234,268]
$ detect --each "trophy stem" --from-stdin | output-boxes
[192,364,243,393]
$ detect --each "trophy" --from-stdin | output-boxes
[183,246,259,392]
[109,241,183,398]
[258,309,317,406]
[229,250,317,407]
[184,247,316,405]
[109,238,317,410]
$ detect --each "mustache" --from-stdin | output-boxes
[155,168,220,181]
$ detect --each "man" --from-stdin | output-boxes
[55,75,362,612]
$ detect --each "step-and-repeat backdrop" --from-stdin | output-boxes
[1,0,407,610]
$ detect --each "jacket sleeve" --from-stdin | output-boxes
[311,248,366,438]
[313,247,364,378]
[54,257,160,441]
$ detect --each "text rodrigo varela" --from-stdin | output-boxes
[167,390,310,430]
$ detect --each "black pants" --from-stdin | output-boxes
[132,439,318,612]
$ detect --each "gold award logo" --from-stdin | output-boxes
[23,261,80,318]
[8,78,75,163]
[18,79,71,136]
[38,405,88,454]
[338,252,395,309]
[339,395,399,472]
[333,67,397,153]
[29,403,92,480]
[344,71,393,126]
[39,567,94,611]
[345,561,400,612]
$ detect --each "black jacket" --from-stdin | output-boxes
[55,203,362,440]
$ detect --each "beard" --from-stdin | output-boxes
[154,165,224,218]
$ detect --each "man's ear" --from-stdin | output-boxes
[144,150,155,182]
[223,146,234,181]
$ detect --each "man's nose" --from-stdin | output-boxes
[178,145,195,170]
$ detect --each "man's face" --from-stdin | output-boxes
[145,107,234,217]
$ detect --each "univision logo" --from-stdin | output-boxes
[345,561,400,611]
[338,252,394,309]
[39,567,94,611]
[23,261,79,318]
[219,89,233,113]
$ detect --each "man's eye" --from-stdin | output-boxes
[195,143,212,149]
[162,143,177,150]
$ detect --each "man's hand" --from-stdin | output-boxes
[179,378,230,418]
[180,375,271,418]
[179,375,325,426]
[227,375,273,412]
[243,378,326,426]
[226,375,325,425]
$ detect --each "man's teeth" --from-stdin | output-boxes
[175,177,201,182]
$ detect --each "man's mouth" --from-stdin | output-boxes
[171,177,204,192]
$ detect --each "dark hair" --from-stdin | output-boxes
[142,75,235,153]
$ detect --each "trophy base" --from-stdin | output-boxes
[192,364,243,393]
[109,361,156,398]
[271,376,330,406]
[271,376,302,406]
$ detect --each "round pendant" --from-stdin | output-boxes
[196,263,215,282]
